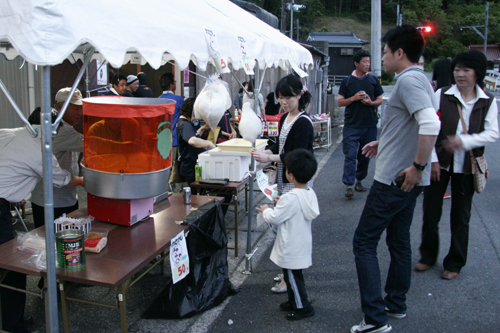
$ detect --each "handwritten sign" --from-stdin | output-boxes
[204,28,230,74]
[256,169,279,201]
[238,36,254,75]
[170,231,190,284]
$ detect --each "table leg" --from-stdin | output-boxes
[245,183,248,212]
[0,270,5,331]
[117,283,129,333]
[233,192,238,259]
[59,280,71,333]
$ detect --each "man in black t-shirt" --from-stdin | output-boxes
[264,92,281,116]
[337,50,384,197]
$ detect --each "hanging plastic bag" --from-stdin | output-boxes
[193,74,231,130]
[143,200,238,319]
[238,101,263,144]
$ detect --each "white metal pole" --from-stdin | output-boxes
[290,0,294,39]
[245,61,260,274]
[371,0,382,77]
[41,65,59,333]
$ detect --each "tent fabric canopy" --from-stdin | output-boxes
[0,0,313,71]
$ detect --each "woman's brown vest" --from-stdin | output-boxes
[435,87,494,175]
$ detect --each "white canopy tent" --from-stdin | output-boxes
[0,0,313,331]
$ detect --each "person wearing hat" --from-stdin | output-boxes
[105,74,127,96]
[134,72,153,97]
[124,75,139,97]
[30,88,84,229]
[0,109,83,333]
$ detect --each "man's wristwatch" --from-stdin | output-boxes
[413,162,427,171]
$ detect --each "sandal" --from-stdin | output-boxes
[274,273,284,282]
[286,306,315,321]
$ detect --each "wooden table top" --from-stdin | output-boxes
[0,194,216,289]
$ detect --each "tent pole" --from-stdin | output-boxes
[52,46,95,132]
[244,61,260,274]
[41,66,60,333]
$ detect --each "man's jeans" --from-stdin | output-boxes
[342,127,377,185]
[353,181,422,325]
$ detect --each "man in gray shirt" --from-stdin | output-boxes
[351,25,441,333]
[30,88,84,228]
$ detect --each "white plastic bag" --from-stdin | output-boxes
[17,231,46,252]
[193,74,231,130]
[239,102,262,144]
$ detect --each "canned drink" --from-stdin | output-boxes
[183,187,192,204]
[195,165,202,181]
[56,229,85,269]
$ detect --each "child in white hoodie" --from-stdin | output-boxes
[257,148,320,321]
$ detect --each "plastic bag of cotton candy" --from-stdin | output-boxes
[193,74,232,130]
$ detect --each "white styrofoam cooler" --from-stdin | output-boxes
[198,149,253,181]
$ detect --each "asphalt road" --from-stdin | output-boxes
[203,114,500,332]
[15,84,500,332]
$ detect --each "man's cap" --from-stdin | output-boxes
[55,88,83,106]
[137,72,148,85]
[127,75,139,86]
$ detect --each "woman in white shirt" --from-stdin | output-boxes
[415,50,499,280]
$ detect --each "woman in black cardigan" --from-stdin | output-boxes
[251,74,314,194]
[251,74,314,293]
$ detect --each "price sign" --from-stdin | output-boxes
[267,121,279,137]
[170,231,190,284]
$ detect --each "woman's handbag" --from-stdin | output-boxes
[471,155,488,193]
[457,103,488,193]
[263,163,277,185]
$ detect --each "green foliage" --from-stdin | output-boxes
[261,0,498,60]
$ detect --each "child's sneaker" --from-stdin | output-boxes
[351,320,392,333]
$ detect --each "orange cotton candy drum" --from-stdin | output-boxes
[83,97,175,173]
[81,97,176,199]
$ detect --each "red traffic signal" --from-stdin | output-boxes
[417,26,432,33]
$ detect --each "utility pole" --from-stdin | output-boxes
[371,0,382,77]
[297,18,299,40]
[290,0,294,39]
[460,2,489,56]
[396,4,402,26]
[485,2,489,55]
[280,0,286,34]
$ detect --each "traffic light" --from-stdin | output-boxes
[417,26,432,33]
[286,3,306,12]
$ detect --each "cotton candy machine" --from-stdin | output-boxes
[81,97,175,226]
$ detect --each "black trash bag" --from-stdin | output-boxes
[143,200,237,319]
